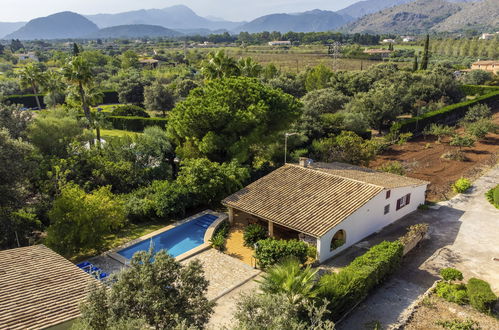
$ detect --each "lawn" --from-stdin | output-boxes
[100,129,141,138]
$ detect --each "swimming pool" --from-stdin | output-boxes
[117,213,219,260]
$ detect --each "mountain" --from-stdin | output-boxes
[5,12,98,40]
[86,5,241,31]
[234,9,351,33]
[345,0,491,34]
[89,24,182,39]
[338,0,413,19]
[0,22,26,39]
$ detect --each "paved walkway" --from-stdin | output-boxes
[181,249,260,300]
[338,165,499,329]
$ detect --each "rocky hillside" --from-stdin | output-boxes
[432,0,499,31]
[89,24,182,39]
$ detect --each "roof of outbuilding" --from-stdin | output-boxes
[0,245,99,330]
[223,163,428,237]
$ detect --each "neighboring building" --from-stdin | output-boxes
[139,58,159,69]
[382,38,396,43]
[268,40,292,46]
[471,60,499,74]
[0,245,99,329]
[402,36,416,42]
[363,48,393,57]
[223,159,428,263]
[479,33,495,40]
[14,52,39,62]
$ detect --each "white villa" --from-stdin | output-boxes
[223,159,428,263]
[268,40,292,46]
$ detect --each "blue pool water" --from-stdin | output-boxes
[118,214,218,260]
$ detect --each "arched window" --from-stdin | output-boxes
[330,230,346,251]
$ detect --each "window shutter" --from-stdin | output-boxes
[396,199,401,210]
[386,190,391,199]
[406,194,411,205]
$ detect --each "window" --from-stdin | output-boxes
[384,204,390,215]
[386,190,391,199]
[330,230,346,251]
[396,194,411,210]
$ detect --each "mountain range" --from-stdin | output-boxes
[1,0,498,40]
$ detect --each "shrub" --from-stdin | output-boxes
[243,224,268,247]
[378,161,406,176]
[485,185,499,209]
[466,278,497,314]
[440,268,464,282]
[107,116,168,132]
[452,178,472,194]
[111,105,150,117]
[210,221,230,252]
[435,282,468,305]
[318,241,404,321]
[435,318,479,330]
[255,239,309,269]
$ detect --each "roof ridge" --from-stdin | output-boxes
[286,163,386,190]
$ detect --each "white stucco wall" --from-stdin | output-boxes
[317,184,427,263]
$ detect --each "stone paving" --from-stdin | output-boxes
[181,248,261,300]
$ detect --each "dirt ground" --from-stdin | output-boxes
[370,112,499,202]
[405,294,499,330]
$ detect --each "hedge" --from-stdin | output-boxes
[3,90,119,109]
[4,93,46,108]
[254,239,309,269]
[460,85,499,96]
[107,116,168,132]
[318,240,404,321]
[466,278,497,314]
[392,90,499,135]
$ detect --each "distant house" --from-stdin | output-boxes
[268,40,292,46]
[382,38,396,44]
[402,36,416,42]
[139,58,159,69]
[0,245,99,329]
[363,48,393,58]
[223,159,428,263]
[14,52,39,62]
[479,33,496,40]
[471,60,499,74]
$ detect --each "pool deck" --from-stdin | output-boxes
[107,210,228,265]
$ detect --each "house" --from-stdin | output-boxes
[382,39,396,44]
[479,33,496,40]
[14,52,39,62]
[471,60,499,74]
[0,245,99,329]
[402,36,416,42]
[223,159,428,263]
[139,58,159,69]
[268,40,292,46]
[363,48,393,58]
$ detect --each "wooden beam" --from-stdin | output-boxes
[268,221,274,237]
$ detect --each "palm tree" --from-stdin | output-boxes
[62,56,94,122]
[257,257,319,305]
[42,70,66,108]
[238,57,263,78]
[201,50,240,79]
[19,63,46,109]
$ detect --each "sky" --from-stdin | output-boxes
[0,0,358,22]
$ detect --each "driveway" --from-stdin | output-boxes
[336,165,499,329]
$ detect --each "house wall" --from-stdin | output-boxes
[317,184,427,263]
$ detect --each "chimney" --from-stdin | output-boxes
[299,157,313,168]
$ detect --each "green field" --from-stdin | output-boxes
[100,129,141,138]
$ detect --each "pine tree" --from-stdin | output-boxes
[413,55,418,72]
[420,34,430,70]
[72,42,80,56]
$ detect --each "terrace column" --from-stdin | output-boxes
[268,221,274,237]
[228,207,234,224]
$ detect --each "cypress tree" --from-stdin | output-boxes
[413,55,418,72]
[420,34,430,70]
[72,42,80,56]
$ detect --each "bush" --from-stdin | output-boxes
[111,105,150,117]
[435,318,479,330]
[460,85,499,96]
[210,221,230,252]
[243,224,267,247]
[466,278,497,314]
[485,185,499,209]
[378,161,406,175]
[452,178,472,194]
[440,268,464,282]
[318,241,404,321]
[255,239,309,269]
[435,282,468,305]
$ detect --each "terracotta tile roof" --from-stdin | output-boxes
[0,245,99,330]
[223,164,385,237]
[310,162,429,189]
